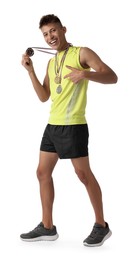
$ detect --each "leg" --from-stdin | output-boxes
[37,151,58,229]
[71,156,105,226]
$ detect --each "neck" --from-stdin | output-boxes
[58,42,72,52]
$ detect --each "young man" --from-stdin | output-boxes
[20,14,117,247]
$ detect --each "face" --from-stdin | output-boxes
[41,23,67,51]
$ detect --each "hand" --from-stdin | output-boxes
[64,65,85,84]
[21,53,34,73]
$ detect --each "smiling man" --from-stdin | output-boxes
[21,14,117,247]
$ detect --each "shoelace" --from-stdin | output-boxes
[33,223,43,231]
[89,227,101,238]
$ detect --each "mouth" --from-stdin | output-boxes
[49,39,58,47]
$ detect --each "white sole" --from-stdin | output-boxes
[83,230,112,247]
[20,233,59,242]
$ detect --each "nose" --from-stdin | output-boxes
[48,32,55,41]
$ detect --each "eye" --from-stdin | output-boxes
[51,29,56,33]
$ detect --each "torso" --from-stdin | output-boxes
[48,46,90,125]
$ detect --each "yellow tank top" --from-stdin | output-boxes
[48,46,90,125]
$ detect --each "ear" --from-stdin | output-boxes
[63,26,67,33]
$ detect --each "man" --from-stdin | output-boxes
[20,14,117,247]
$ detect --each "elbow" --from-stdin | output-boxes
[107,71,118,84]
[112,73,118,84]
[39,97,49,102]
[39,95,50,102]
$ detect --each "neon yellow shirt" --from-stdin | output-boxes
[48,46,90,125]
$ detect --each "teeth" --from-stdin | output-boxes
[50,40,56,44]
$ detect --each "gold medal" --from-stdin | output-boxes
[54,75,61,84]
[56,85,62,94]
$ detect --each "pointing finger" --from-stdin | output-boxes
[66,65,74,70]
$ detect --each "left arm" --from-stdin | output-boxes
[64,47,118,84]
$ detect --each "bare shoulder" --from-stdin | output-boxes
[80,47,112,72]
[79,47,96,68]
[80,46,93,55]
[80,47,102,67]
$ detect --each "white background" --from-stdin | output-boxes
[0,0,129,259]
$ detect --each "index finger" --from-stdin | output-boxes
[66,65,74,70]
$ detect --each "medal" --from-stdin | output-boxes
[54,75,61,84]
[56,85,62,94]
[54,45,70,87]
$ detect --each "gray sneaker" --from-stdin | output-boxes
[83,222,112,247]
[20,222,59,242]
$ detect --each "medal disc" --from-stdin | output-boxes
[55,75,61,84]
[56,85,62,94]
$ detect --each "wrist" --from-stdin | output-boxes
[28,69,35,75]
[83,70,89,79]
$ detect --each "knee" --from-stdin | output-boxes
[36,167,51,183]
[36,167,43,181]
[74,168,88,185]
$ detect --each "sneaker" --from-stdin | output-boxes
[20,222,59,242]
[83,222,112,247]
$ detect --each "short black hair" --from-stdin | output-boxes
[39,14,63,29]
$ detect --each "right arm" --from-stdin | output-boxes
[21,53,50,102]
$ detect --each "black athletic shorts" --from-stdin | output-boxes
[40,124,89,159]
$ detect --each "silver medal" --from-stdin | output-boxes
[56,85,62,94]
